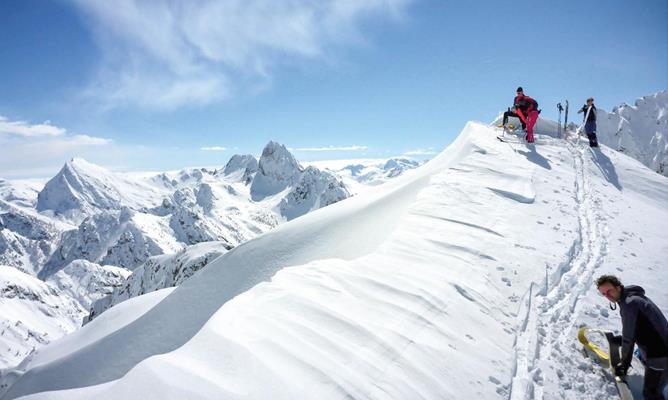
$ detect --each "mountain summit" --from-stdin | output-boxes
[250,141,303,200]
[36,158,123,221]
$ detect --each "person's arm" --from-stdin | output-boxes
[619,299,641,372]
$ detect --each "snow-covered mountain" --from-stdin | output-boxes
[594,90,668,176]
[305,157,423,194]
[4,121,665,400]
[0,141,358,371]
[21,141,350,280]
[279,166,349,221]
[36,158,165,224]
[86,242,227,323]
[250,141,304,200]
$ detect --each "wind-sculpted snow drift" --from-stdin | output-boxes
[3,121,666,400]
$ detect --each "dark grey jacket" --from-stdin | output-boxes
[618,285,668,369]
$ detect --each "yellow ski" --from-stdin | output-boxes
[577,327,634,400]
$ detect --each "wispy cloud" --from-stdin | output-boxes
[69,134,113,146]
[290,145,368,152]
[70,0,412,110]
[0,115,113,178]
[402,148,437,156]
[0,116,66,137]
[200,146,227,151]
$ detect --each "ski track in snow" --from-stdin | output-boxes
[509,138,614,400]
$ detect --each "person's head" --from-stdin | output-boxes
[596,275,623,302]
[516,87,524,96]
[586,97,594,105]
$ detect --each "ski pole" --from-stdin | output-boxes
[576,105,592,145]
[557,103,563,139]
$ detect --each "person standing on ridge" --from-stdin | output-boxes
[516,88,540,143]
[501,87,528,131]
[578,97,599,147]
[596,275,668,399]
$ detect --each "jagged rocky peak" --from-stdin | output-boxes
[258,141,302,178]
[195,183,215,213]
[223,154,258,176]
[279,166,350,221]
[36,157,121,219]
[250,141,303,199]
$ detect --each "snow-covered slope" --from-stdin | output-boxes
[0,208,62,276]
[4,122,666,400]
[0,267,86,371]
[0,180,43,210]
[595,90,668,176]
[46,260,131,310]
[86,242,227,322]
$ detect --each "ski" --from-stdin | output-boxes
[577,327,634,400]
[496,136,526,144]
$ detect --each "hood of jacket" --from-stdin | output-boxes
[621,285,645,301]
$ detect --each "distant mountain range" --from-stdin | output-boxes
[0,141,421,369]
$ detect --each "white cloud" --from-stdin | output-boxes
[290,145,368,152]
[70,0,413,109]
[200,146,227,151]
[70,134,113,146]
[0,115,66,137]
[402,148,437,156]
[0,116,113,178]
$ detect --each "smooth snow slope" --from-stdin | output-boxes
[4,122,667,400]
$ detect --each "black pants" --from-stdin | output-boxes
[502,111,526,129]
[586,133,599,147]
[643,360,668,400]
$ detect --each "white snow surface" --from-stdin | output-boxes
[3,121,666,400]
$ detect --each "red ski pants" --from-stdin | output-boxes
[526,110,539,142]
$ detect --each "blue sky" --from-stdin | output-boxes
[1,0,666,178]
